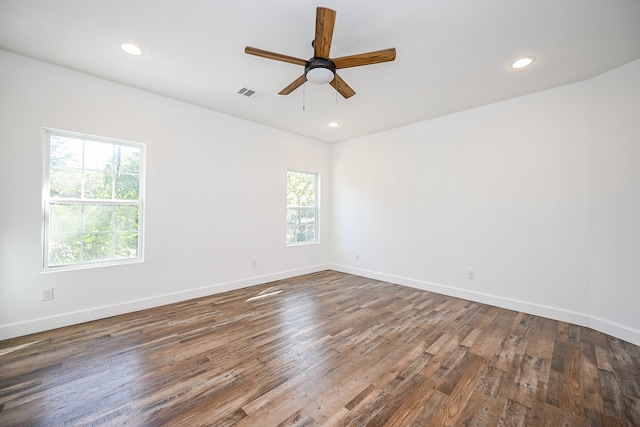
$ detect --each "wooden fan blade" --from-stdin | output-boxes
[279,74,308,95]
[245,46,308,66]
[330,74,356,99]
[314,7,336,58]
[333,48,396,69]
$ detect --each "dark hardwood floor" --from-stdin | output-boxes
[1,270,639,426]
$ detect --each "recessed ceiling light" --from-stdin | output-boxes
[510,57,535,69]
[121,43,144,56]
[328,122,339,128]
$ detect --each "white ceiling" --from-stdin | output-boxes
[1,0,639,143]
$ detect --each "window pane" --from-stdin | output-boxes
[114,232,138,258]
[84,140,114,171]
[50,168,82,198]
[49,232,83,266]
[83,204,114,232]
[287,171,316,207]
[286,207,316,243]
[286,223,316,243]
[114,205,138,231]
[115,173,139,200]
[116,146,140,174]
[50,203,82,233]
[84,170,113,199]
[50,136,82,169]
[83,233,112,261]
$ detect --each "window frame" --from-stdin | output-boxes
[286,169,320,246]
[42,128,146,271]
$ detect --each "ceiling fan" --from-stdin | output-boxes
[244,7,396,99]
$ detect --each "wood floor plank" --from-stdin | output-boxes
[498,399,531,426]
[427,354,487,426]
[511,354,542,409]
[1,270,639,426]
[562,343,584,416]
[383,377,438,427]
[546,368,564,408]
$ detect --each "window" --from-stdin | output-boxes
[286,170,319,244]
[43,129,145,269]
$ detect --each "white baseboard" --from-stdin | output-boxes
[330,264,640,346]
[0,264,330,341]
[588,316,640,347]
[4,264,638,346]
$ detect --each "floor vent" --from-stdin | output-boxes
[236,87,257,98]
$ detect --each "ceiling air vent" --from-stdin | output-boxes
[236,87,257,98]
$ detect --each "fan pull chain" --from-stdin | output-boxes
[302,83,306,111]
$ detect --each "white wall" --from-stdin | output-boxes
[588,59,640,341]
[2,49,638,346]
[0,50,331,339]
[331,59,640,345]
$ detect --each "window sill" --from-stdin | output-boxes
[286,240,320,247]
[41,258,144,273]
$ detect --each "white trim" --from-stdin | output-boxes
[329,264,640,346]
[0,264,330,341]
[4,264,638,346]
[286,240,321,247]
[41,258,144,274]
[588,316,640,347]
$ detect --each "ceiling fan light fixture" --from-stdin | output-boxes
[306,67,335,84]
[305,57,336,84]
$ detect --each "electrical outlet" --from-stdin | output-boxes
[355,253,360,261]
[41,288,54,301]
[252,260,258,268]
[467,270,475,280]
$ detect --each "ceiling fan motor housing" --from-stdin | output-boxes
[305,57,336,84]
